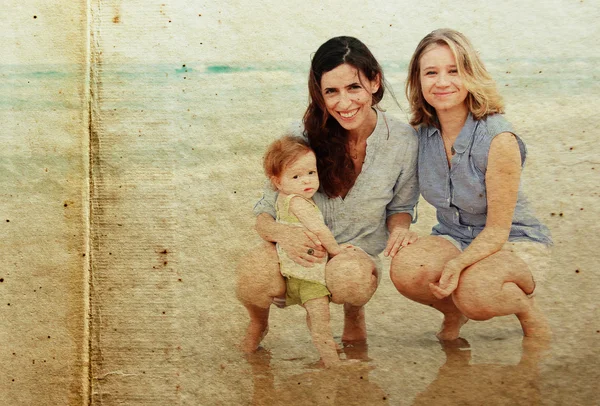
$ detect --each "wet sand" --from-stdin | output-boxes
[186,93,600,404]
[3,2,598,404]
[2,68,596,404]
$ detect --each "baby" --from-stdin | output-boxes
[263,135,345,367]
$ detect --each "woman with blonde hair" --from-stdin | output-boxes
[391,29,552,340]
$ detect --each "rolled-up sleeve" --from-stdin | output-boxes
[386,134,419,222]
[253,180,277,218]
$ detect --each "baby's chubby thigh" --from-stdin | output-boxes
[325,246,378,307]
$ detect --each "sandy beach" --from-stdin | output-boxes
[2,1,599,404]
[190,90,599,405]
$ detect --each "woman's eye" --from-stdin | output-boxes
[425,71,436,75]
[309,171,316,175]
[324,89,335,95]
[292,175,299,179]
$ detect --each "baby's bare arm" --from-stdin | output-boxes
[290,197,341,256]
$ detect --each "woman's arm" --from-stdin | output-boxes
[430,132,521,298]
[384,132,420,258]
[256,213,325,267]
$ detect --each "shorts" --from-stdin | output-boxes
[285,276,331,306]
[436,235,550,296]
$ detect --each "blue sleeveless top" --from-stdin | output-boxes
[417,113,552,249]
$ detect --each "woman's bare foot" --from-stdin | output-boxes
[240,321,269,353]
[342,341,370,361]
[517,299,551,339]
[436,313,468,341]
[341,304,367,342]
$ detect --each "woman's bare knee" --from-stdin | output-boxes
[390,237,460,297]
[326,248,377,306]
[236,241,284,308]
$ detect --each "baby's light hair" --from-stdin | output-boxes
[263,135,313,190]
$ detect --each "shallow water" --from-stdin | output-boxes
[2,59,598,404]
[182,61,599,405]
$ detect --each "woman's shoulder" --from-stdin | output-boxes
[472,114,527,166]
[477,114,514,138]
[380,112,418,141]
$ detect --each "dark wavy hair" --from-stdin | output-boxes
[303,36,385,197]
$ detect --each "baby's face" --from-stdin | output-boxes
[276,151,319,199]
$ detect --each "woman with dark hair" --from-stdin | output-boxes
[237,36,419,353]
[390,29,552,341]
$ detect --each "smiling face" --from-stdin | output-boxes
[419,44,469,116]
[320,63,380,136]
[273,151,319,199]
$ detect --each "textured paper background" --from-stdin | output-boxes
[2,1,599,405]
[1,1,89,405]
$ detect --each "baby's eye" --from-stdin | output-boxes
[292,175,299,179]
[449,69,458,74]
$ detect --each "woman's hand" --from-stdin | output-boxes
[383,228,419,257]
[329,243,355,258]
[278,225,326,267]
[429,259,464,299]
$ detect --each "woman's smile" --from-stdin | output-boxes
[338,108,359,120]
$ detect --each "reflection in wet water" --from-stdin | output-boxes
[246,342,388,406]
[413,337,550,405]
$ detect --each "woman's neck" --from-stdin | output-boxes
[437,105,469,141]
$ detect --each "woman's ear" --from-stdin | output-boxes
[371,73,381,94]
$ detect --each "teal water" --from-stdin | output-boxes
[1,58,598,111]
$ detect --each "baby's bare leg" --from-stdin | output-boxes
[303,297,340,367]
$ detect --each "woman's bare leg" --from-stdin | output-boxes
[325,247,378,342]
[453,251,550,338]
[236,241,285,352]
[390,236,467,340]
[303,297,340,367]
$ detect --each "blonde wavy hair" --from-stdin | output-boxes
[406,28,505,128]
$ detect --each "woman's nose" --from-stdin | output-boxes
[338,91,352,108]
[436,73,450,86]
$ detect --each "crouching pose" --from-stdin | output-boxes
[391,29,552,340]
[237,36,419,357]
